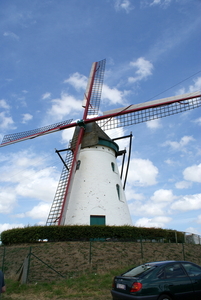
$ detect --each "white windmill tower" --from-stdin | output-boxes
[1,59,201,227]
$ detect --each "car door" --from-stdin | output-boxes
[182,262,201,300]
[163,263,195,300]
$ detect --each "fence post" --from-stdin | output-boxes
[183,232,186,243]
[1,247,5,272]
[20,247,32,284]
[182,243,185,261]
[27,246,32,283]
[175,231,177,244]
[89,241,92,263]
[140,237,143,259]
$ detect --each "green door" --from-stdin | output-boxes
[90,215,105,225]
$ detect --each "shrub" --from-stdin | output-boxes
[0,225,184,245]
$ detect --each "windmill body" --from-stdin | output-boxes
[60,123,132,226]
[1,59,201,227]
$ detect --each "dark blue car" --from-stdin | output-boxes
[111,260,201,300]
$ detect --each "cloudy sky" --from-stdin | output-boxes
[0,0,201,236]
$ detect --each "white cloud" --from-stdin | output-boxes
[15,167,59,202]
[150,0,172,8]
[0,99,14,130]
[47,92,82,121]
[61,126,75,144]
[150,189,175,203]
[128,158,158,186]
[64,72,87,90]
[171,194,201,211]
[188,77,201,93]
[129,189,176,218]
[25,202,51,221]
[146,119,162,129]
[0,112,15,130]
[134,216,171,228]
[128,57,153,83]
[176,76,201,95]
[130,201,165,216]
[196,215,201,224]
[0,223,24,234]
[151,0,161,4]
[126,188,144,201]
[22,113,33,123]
[194,117,201,126]
[102,84,129,105]
[0,150,60,203]
[114,0,134,13]
[175,181,192,189]
[0,99,10,110]
[183,164,201,183]
[162,135,195,151]
[3,31,19,40]
[64,71,129,107]
[106,127,128,150]
[1,151,42,171]
[0,190,17,213]
[185,227,200,235]
[165,159,175,166]
[42,92,51,100]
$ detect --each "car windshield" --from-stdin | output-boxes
[122,264,154,277]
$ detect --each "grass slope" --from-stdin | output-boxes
[1,241,201,299]
[1,267,125,300]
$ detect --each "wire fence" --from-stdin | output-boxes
[1,235,201,284]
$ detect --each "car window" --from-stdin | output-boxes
[182,263,201,277]
[157,268,165,279]
[122,265,154,277]
[165,264,186,278]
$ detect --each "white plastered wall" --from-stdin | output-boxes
[63,144,132,226]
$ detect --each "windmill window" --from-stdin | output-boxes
[76,160,81,170]
[111,162,115,172]
[116,184,120,200]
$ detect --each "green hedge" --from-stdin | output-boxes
[0,225,185,245]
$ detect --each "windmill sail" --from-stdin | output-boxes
[96,91,201,130]
[46,146,74,226]
[0,119,73,147]
[83,59,106,116]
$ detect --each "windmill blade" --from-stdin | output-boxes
[0,119,74,147]
[96,91,201,130]
[46,146,74,226]
[83,59,106,116]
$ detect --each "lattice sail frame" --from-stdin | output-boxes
[83,59,106,116]
[46,145,74,226]
[97,91,201,130]
[1,119,73,146]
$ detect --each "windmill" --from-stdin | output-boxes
[1,59,201,227]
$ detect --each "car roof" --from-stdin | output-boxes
[144,260,180,267]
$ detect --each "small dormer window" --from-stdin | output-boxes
[116,184,120,200]
[76,160,81,170]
